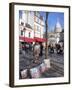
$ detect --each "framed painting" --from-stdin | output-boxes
[9,2,70,87]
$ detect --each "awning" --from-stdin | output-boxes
[19,37,34,43]
[34,37,46,42]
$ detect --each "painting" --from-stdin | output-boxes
[9,2,70,87]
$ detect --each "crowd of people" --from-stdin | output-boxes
[20,42,64,63]
[20,42,64,54]
[20,42,43,54]
[48,43,64,55]
[19,42,44,63]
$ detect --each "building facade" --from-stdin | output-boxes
[48,19,64,46]
[34,11,45,42]
[19,11,34,43]
[19,11,45,45]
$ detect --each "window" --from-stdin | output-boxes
[29,32,31,37]
[36,17,38,23]
[37,18,39,23]
[37,26,40,32]
[35,17,40,24]
[21,22,24,26]
[36,11,40,17]
[50,35,55,38]
[19,10,22,19]
[39,19,41,24]
[21,30,23,36]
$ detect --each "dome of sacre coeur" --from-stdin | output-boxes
[55,19,62,33]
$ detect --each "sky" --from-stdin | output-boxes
[40,12,64,32]
[19,10,64,32]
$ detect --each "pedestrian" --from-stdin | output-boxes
[40,42,43,56]
[48,44,51,52]
[29,43,32,51]
[50,44,54,53]
[56,44,61,54]
[33,42,40,63]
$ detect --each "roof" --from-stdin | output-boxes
[55,20,62,33]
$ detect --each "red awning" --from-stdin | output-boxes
[34,37,46,42]
[19,37,34,43]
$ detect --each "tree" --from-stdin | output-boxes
[45,12,48,59]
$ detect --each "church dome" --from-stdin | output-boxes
[55,19,62,33]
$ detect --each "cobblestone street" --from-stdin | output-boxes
[19,50,64,78]
[41,53,64,78]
